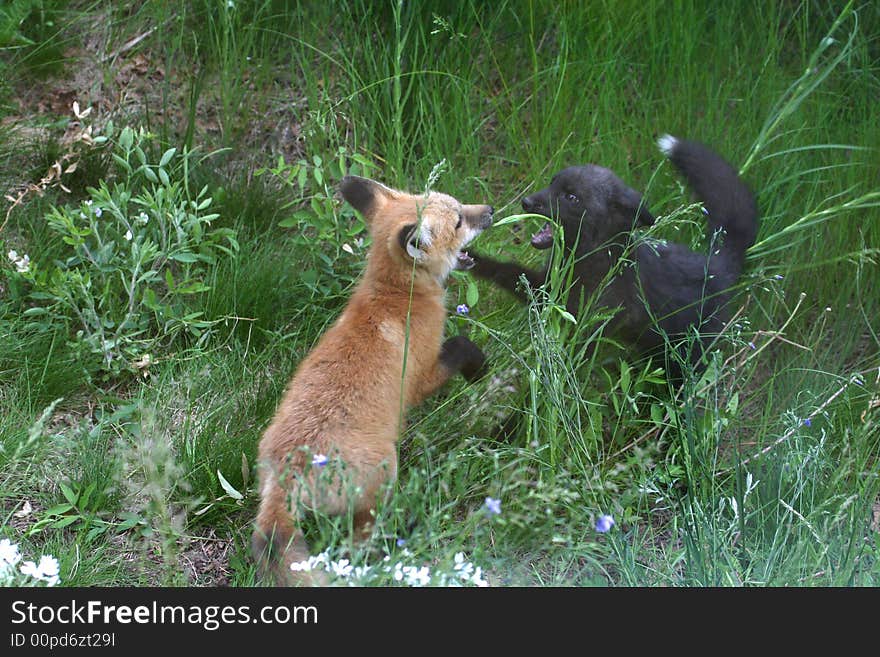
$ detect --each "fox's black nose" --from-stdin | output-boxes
[522,195,537,212]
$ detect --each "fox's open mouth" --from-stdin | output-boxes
[531,222,553,249]
[456,250,475,270]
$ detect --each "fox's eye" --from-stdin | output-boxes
[566,193,579,204]
[455,214,463,230]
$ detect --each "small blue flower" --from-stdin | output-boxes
[94,206,103,218]
[484,497,501,515]
[396,538,407,547]
[311,454,328,467]
[748,341,756,350]
[595,514,615,533]
[773,274,784,280]
[456,304,469,315]
[802,418,812,427]
[701,206,709,216]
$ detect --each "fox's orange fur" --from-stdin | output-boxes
[253,176,493,585]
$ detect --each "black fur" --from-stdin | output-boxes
[397,223,418,252]
[440,335,487,382]
[471,136,758,380]
[340,175,382,216]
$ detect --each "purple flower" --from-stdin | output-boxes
[748,341,756,350]
[396,538,407,547]
[802,418,812,427]
[484,497,501,515]
[595,514,615,533]
[456,304,469,315]
[311,454,328,467]
[773,274,784,280]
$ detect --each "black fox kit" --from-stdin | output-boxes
[471,135,758,379]
[253,175,493,585]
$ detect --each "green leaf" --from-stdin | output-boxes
[51,515,81,529]
[44,503,75,516]
[650,403,665,426]
[119,127,133,151]
[726,392,739,415]
[86,525,108,541]
[279,209,313,228]
[79,482,96,510]
[217,470,243,501]
[59,481,78,506]
[116,514,142,531]
[492,212,548,227]
[301,270,318,287]
[553,306,577,324]
[466,279,479,308]
[159,147,177,167]
[111,153,132,173]
[619,362,631,393]
[142,166,158,183]
[158,167,170,186]
[170,252,198,263]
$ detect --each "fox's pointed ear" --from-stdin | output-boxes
[340,176,396,219]
[396,223,426,261]
[617,186,655,227]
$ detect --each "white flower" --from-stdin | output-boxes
[0,539,21,568]
[94,206,103,218]
[352,565,373,579]
[404,565,431,587]
[311,454,328,467]
[15,254,30,273]
[290,559,312,572]
[124,230,133,241]
[20,555,60,586]
[331,559,353,578]
[137,212,149,225]
[7,250,18,261]
[471,567,488,587]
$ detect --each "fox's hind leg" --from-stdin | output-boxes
[252,471,328,586]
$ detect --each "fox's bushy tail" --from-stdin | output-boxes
[658,135,758,274]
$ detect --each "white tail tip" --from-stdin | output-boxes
[657,134,678,157]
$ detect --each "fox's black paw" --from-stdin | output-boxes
[441,335,487,382]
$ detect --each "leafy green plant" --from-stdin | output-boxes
[5,125,238,378]
[255,146,376,297]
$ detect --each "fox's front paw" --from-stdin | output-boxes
[441,335,487,382]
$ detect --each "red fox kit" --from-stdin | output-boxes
[253,175,493,584]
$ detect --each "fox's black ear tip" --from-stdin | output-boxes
[340,176,378,215]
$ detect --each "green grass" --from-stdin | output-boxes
[1,0,878,587]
